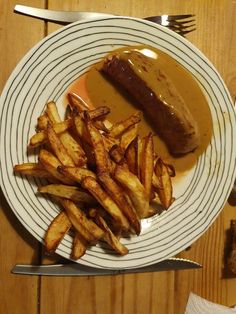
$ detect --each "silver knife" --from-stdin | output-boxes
[12,258,201,276]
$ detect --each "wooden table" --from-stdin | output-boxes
[1,1,236,313]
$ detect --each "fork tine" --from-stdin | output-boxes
[166,23,196,31]
[166,14,195,21]
[178,28,196,36]
[167,19,195,26]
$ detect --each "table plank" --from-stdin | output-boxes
[0,1,45,313]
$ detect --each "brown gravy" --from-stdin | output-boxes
[68,45,212,175]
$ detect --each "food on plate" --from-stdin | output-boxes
[114,165,150,219]
[102,49,200,155]
[38,184,96,204]
[44,211,72,253]
[14,98,175,259]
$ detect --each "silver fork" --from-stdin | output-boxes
[14,4,195,37]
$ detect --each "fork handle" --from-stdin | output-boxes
[14,4,115,25]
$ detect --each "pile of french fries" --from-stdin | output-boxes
[14,93,175,259]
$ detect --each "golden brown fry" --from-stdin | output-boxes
[98,172,141,235]
[47,124,75,166]
[44,211,72,253]
[86,119,109,173]
[81,176,130,231]
[39,149,75,184]
[86,106,110,120]
[109,111,142,138]
[29,119,72,147]
[152,172,163,190]
[45,101,61,123]
[102,135,119,152]
[114,165,149,219]
[73,112,91,144]
[125,136,139,176]
[13,162,55,180]
[60,198,104,243]
[45,101,87,166]
[120,124,138,150]
[38,184,96,204]
[154,158,173,209]
[87,108,110,133]
[59,132,87,167]
[94,214,129,255]
[140,133,154,200]
[71,232,87,260]
[68,92,90,111]
[37,114,50,131]
[165,163,176,177]
[29,131,47,147]
[58,166,96,184]
[109,145,124,164]
[68,93,113,130]
[137,136,145,180]
[82,141,96,169]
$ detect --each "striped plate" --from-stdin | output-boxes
[0,17,235,269]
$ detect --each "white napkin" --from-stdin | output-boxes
[185,293,236,314]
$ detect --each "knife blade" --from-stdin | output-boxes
[12,258,202,276]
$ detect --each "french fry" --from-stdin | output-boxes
[152,172,163,190]
[58,166,96,183]
[78,107,110,133]
[59,132,87,167]
[39,149,75,184]
[109,145,124,164]
[13,162,55,180]
[73,111,91,144]
[68,92,90,111]
[120,124,138,150]
[47,124,75,166]
[85,119,109,173]
[81,176,130,231]
[125,136,139,176]
[44,211,72,253]
[85,106,110,120]
[29,119,72,147]
[71,232,87,259]
[46,102,87,166]
[68,93,113,129]
[154,158,173,209]
[140,133,154,200]
[60,198,104,243]
[94,214,129,255]
[29,131,47,147]
[102,134,120,151]
[98,172,141,235]
[38,184,96,204]
[82,141,96,169]
[14,97,176,258]
[37,114,49,131]
[45,101,61,123]
[109,111,142,138]
[114,165,149,219]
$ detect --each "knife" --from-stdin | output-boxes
[12,258,202,276]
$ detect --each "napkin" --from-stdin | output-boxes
[185,293,236,313]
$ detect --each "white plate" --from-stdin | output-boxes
[0,17,235,269]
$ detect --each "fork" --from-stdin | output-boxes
[14,4,195,37]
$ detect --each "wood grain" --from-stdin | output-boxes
[0,0,235,313]
[0,1,44,313]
